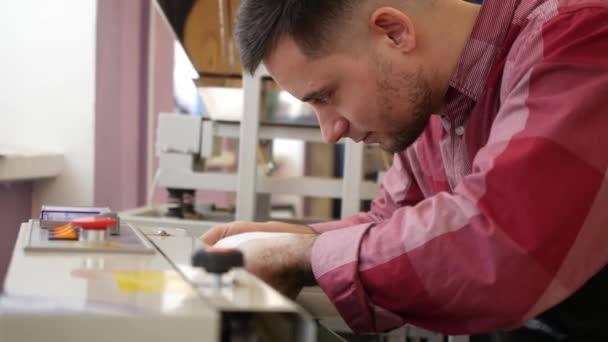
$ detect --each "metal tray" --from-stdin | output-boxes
[23,220,155,254]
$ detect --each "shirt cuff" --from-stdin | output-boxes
[311,222,376,333]
[310,213,374,234]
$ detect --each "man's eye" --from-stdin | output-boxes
[313,93,331,105]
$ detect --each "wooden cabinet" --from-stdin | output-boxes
[157,0,242,86]
[184,0,241,77]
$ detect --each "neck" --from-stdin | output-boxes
[424,0,481,112]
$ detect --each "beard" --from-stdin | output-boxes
[376,62,434,153]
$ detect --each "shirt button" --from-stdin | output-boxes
[455,126,465,136]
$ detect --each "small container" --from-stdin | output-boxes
[81,228,107,242]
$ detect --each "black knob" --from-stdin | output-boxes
[191,248,244,275]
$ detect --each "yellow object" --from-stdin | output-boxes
[113,271,190,293]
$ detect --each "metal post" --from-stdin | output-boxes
[340,140,364,217]
[235,69,263,221]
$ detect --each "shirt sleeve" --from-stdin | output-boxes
[311,8,608,335]
[310,150,425,234]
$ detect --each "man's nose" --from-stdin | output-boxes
[317,114,349,144]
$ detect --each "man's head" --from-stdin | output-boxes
[236,0,472,152]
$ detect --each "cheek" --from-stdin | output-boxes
[338,90,379,128]
[338,100,377,131]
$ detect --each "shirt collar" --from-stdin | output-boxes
[448,0,521,102]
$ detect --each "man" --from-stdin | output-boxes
[201,0,608,340]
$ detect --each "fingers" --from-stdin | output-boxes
[265,221,316,234]
[199,224,228,246]
[199,221,316,246]
[199,221,261,245]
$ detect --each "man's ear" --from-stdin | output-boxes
[369,7,416,53]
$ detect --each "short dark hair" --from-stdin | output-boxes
[236,0,355,75]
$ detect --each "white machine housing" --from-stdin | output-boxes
[1,221,317,342]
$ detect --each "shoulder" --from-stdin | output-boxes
[514,0,608,56]
[501,0,608,97]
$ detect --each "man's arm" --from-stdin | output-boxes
[236,233,317,299]
[312,7,608,335]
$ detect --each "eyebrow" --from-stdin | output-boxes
[300,85,331,103]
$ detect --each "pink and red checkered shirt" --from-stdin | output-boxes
[310,0,608,334]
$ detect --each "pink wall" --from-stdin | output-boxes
[150,4,177,205]
[95,0,174,211]
[1,1,175,289]
[0,182,32,291]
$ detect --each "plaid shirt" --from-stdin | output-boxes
[310,0,608,334]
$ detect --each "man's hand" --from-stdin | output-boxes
[200,220,315,246]
[237,233,317,299]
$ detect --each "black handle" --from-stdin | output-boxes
[191,248,244,275]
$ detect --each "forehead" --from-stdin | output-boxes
[264,36,350,99]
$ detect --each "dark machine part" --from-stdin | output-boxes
[221,312,305,342]
[192,249,298,341]
[166,188,201,219]
[192,248,243,275]
[222,312,257,342]
[181,189,198,219]
[191,248,318,341]
[166,188,184,218]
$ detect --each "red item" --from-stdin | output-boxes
[71,216,116,230]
